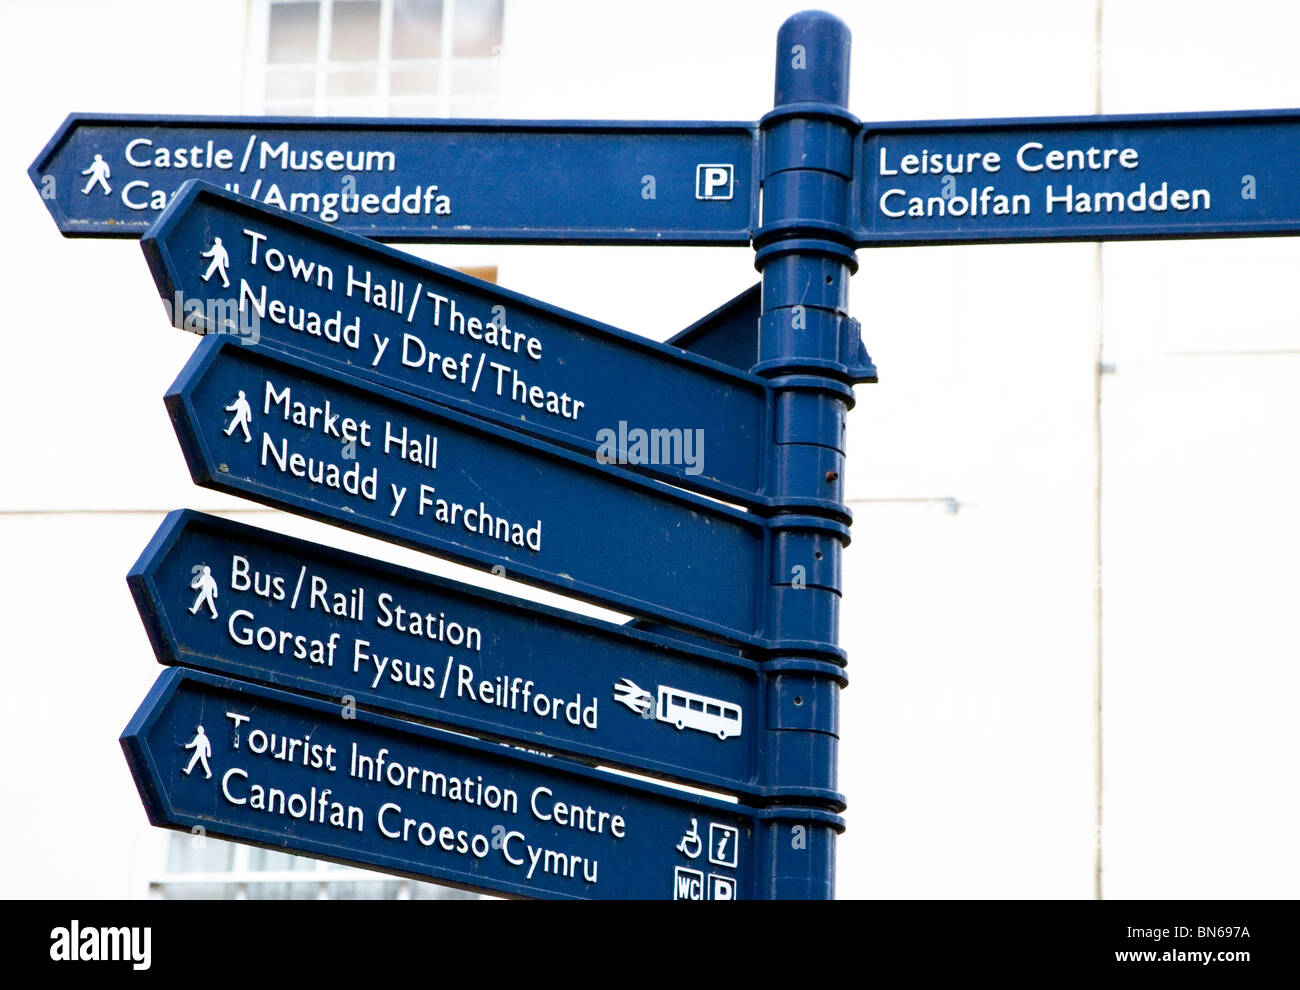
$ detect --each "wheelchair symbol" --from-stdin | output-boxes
[675,818,702,859]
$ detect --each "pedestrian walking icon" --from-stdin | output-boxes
[80,153,111,195]
[224,390,253,443]
[182,725,213,779]
[189,564,219,619]
[201,236,230,288]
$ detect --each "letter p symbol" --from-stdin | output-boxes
[696,164,734,201]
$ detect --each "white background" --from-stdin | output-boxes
[1,0,1298,899]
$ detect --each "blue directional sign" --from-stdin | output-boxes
[123,669,841,899]
[166,335,780,647]
[854,109,1300,245]
[126,509,836,802]
[142,181,773,506]
[30,114,757,242]
[33,109,1300,247]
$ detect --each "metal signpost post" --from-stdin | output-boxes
[30,8,1300,900]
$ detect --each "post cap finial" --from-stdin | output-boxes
[775,10,851,108]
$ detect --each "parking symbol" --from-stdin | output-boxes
[709,875,736,900]
[695,163,734,200]
[708,823,739,868]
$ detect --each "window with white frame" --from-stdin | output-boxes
[152,832,483,900]
[205,2,505,900]
[260,0,503,116]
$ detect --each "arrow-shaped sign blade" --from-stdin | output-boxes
[165,335,778,647]
[141,181,774,506]
[30,113,758,243]
[127,509,790,799]
[855,108,1300,246]
[121,669,842,899]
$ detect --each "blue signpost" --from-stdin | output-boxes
[35,7,1289,900]
[129,509,845,804]
[141,181,788,508]
[854,110,1300,245]
[81,9,865,902]
[122,668,842,899]
[29,116,757,242]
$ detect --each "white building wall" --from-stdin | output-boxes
[0,0,1297,899]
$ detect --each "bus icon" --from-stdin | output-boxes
[657,686,743,740]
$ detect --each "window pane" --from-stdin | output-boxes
[390,65,439,95]
[392,0,442,60]
[329,68,379,97]
[330,0,381,62]
[328,98,385,115]
[451,60,499,95]
[268,1,320,63]
[157,883,234,900]
[389,96,441,116]
[327,880,402,899]
[165,832,237,873]
[266,67,317,99]
[450,96,499,117]
[266,99,316,115]
[246,882,323,899]
[409,881,482,900]
[453,0,503,57]
[247,847,317,871]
